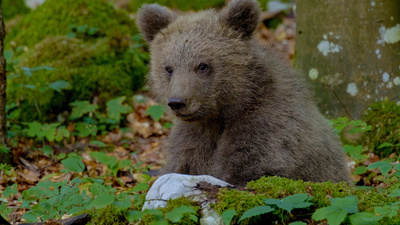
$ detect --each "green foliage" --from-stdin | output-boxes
[264,193,313,213]
[312,196,359,225]
[5,0,134,47]
[362,99,400,158]
[107,96,133,121]
[0,163,13,176]
[128,0,225,12]
[61,154,85,173]
[238,205,274,222]
[24,121,70,142]
[221,209,236,225]
[2,0,30,20]
[146,105,166,122]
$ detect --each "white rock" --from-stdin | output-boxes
[25,0,46,9]
[143,173,232,210]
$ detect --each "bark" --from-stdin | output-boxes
[295,0,400,119]
[0,1,10,164]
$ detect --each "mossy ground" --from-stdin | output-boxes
[2,0,30,21]
[5,0,148,121]
[212,176,400,224]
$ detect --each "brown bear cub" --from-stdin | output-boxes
[137,0,352,185]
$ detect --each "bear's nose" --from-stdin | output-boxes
[168,97,186,111]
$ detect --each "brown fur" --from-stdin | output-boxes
[137,0,352,186]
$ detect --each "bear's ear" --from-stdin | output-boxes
[219,0,261,39]
[136,4,176,43]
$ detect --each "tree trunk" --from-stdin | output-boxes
[295,0,400,119]
[0,0,10,164]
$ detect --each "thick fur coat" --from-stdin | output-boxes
[137,0,352,185]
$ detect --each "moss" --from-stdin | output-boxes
[362,99,400,158]
[86,205,129,225]
[2,0,30,20]
[5,0,135,47]
[128,0,225,12]
[8,35,147,121]
[141,197,201,225]
[212,176,400,224]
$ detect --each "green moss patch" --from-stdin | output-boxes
[2,0,30,21]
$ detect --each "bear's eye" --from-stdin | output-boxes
[165,66,174,76]
[197,63,208,73]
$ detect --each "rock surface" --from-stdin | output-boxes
[143,173,233,225]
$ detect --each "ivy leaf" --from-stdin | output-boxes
[3,184,18,198]
[70,101,98,120]
[221,209,236,225]
[165,206,197,223]
[368,161,393,176]
[48,80,71,92]
[312,206,347,225]
[238,205,274,222]
[354,166,368,175]
[146,105,165,122]
[330,195,359,214]
[349,212,382,225]
[133,182,150,192]
[61,156,85,173]
[106,96,132,121]
[378,142,394,149]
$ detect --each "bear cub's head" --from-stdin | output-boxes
[137,0,261,122]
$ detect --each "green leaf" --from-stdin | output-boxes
[113,199,132,210]
[91,152,118,168]
[165,206,197,223]
[389,189,400,198]
[55,126,70,142]
[75,122,98,137]
[289,222,307,225]
[127,210,143,222]
[354,166,368,175]
[349,212,382,225]
[26,121,43,138]
[378,142,394,149]
[61,156,85,173]
[264,194,313,213]
[331,195,359,214]
[238,205,274,222]
[374,204,399,217]
[221,209,236,225]
[106,96,132,121]
[42,145,53,156]
[77,24,88,33]
[133,182,150,192]
[89,140,106,147]
[312,206,347,225]
[70,101,98,120]
[48,80,71,92]
[146,105,165,122]
[91,195,114,209]
[3,184,18,198]
[368,161,393,176]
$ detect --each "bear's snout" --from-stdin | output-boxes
[168,97,187,111]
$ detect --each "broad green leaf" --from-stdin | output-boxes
[133,182,150,192]
[70,101,98,120]
[3,184,18,198]
[312,206,347,225]
[75,122,98,137]
[289,222,307,225]
[146,105,165,122]
[378,142,394,149]
[106,96,132,121]
[221,209,236,225]
[331,195,359,214]
[354,166,367,175]
[127,210,143,222]
[165,206,197,223]
[238,205,274,222]
[55,126,70,142]
[374,205,399,217]
[113,199,132,210]
[368,161,393,176]
[26,121,43,138]
[61,156,85,173]
[42,145,53,156]
[349,212,382,225]
[91,152,118,168]
[42,125,57,142]
[264,194,313,213]
[89,140,106,147]
[91,194,114,208]
[48,80,71,92]
[389,189,400,198]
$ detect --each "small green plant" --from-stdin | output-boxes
[67,24,100,39]
[0,163,14,176]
